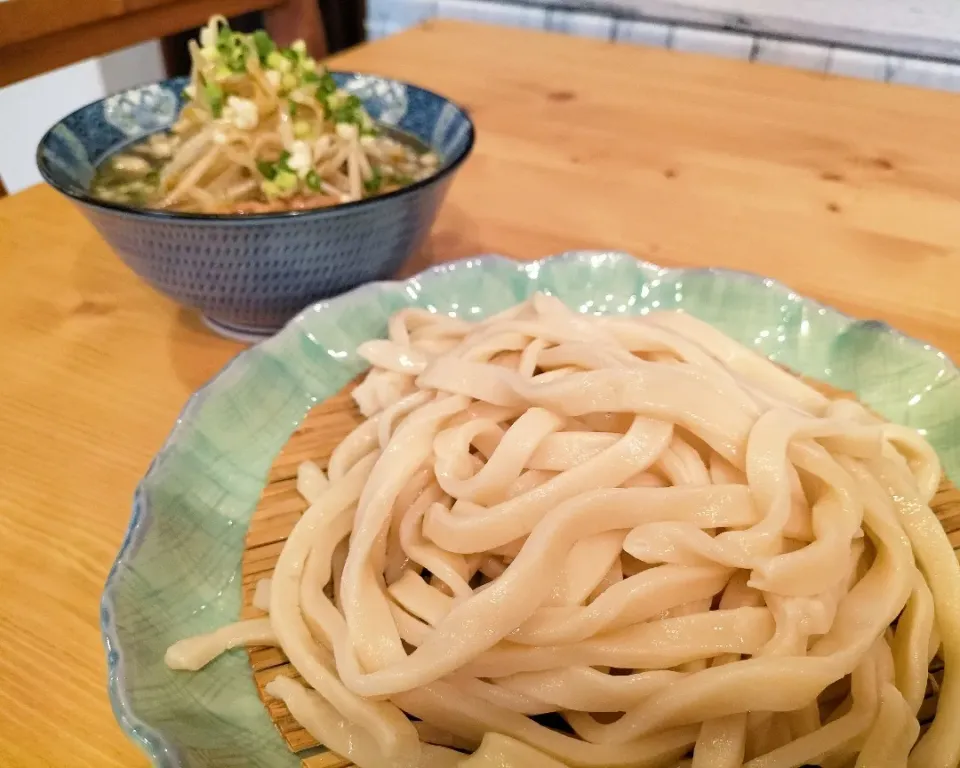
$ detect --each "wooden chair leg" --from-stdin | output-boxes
[264,0,328,59]
[160,29,195,78]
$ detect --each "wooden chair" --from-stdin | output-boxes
[0,0,343,196]
[0,0,330,89]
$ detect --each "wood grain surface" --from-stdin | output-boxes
[3,18,960,767]
[239,375,960,766]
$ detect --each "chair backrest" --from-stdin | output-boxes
[0,0,332,196]
[0,0,330,88]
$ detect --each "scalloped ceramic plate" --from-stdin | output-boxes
[102,251,960,767]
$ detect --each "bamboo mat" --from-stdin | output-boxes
[240,376,960,767]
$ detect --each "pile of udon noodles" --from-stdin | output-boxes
[167,293,960,768]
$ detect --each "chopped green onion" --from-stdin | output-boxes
[305,170,322,191]
[266,51,292,72]
[277,150,293,173]
[274,170,298,193]
[251,30,276,62]
[256,159,277,180]
[281,48,300,63]
[214,27,248,72]
[288,101,298,117]
[330,93,363,125]
[359,113,377,137]
[261,179,280,198]
[204,82,224,117]
[293,120,311,139]
[317,72,337,96]
[363,167,383,195]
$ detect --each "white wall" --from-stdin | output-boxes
[366,1,960,94]
[0,41,165,194]
[515,0,960,59]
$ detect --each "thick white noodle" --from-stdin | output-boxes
[166,295,960,768]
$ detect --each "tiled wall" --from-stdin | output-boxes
[366,0,960,92]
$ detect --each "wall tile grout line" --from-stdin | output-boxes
[665,23,676,51]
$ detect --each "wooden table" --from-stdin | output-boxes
[2,19,960,768]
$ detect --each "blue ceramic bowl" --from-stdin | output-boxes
[36,74,475,339]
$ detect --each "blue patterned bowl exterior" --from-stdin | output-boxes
[36,74,475,337]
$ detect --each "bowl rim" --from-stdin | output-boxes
[36,71,476,223]
[100,250,960,766]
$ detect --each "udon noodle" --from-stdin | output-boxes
[90,16,438,213]
[166,294,960,768]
